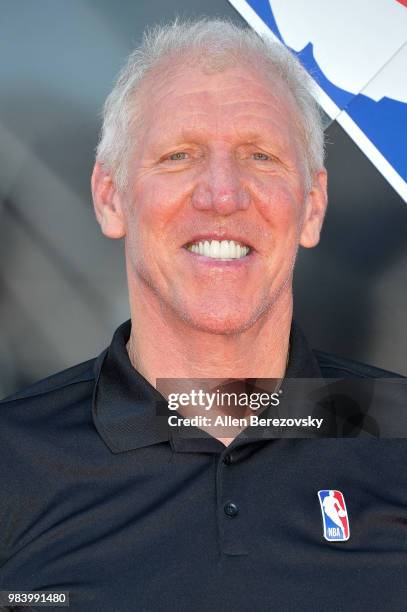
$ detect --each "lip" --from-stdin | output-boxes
[183,233,255,251]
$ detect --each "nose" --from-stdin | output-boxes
[191,151,250,215]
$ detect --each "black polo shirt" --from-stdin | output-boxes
[1,320,406,611]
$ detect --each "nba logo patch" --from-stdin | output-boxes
[318,490,350,541]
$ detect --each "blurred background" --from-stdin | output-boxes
[0,0,406,397]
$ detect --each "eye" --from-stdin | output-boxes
[252,152,270,161]
[168,152,188,161]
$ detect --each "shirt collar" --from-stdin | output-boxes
[92,318,322,453]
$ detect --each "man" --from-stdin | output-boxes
[0,19,406,612]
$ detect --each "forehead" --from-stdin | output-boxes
[135,61,303,150]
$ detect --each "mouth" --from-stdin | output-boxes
[183,239,252,260]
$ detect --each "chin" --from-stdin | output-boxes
[176,303,267,336]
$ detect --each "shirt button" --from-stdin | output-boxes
[223,454,232,465]
[224,501,239,517]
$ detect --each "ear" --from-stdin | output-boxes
[299,169,328,248]
[91,161,126,239]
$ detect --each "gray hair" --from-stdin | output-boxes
[96,18,325,192]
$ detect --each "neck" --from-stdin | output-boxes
[126,285,292,447]
[126,287,292,385]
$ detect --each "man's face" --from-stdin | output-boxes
[117,61,326,334]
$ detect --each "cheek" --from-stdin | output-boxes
[124,175,194,263]
[131,175,191,226]
[251,176,305,234]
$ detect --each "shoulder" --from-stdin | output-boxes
[0,352,108,566]
[0,353,108,475]
[0,352,104,410]
[313,349,404,379]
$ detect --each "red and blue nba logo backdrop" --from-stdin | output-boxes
[317,490,350,541]
[228,0,407,202]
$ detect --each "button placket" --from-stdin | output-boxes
[216,450,248,555]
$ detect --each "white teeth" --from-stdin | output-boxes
[220,241,229,258]
[186,239,250,260]
[210,241,220,258]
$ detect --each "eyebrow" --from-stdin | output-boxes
[148,125,286,152]
[144,108,296,161]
